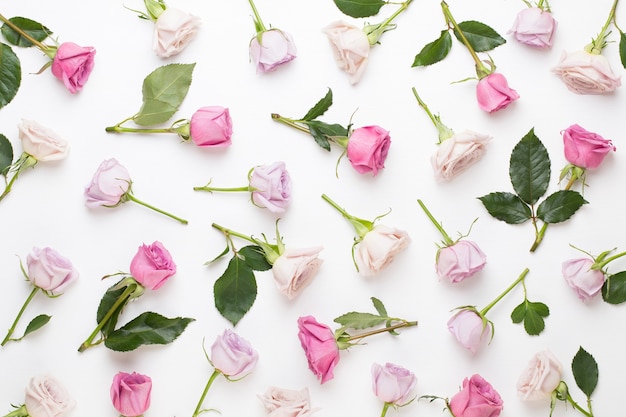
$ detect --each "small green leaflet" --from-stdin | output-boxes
[333,0,386,18]
[453,21,505,52]
[334,297,393,330]
[509,128,550,206]
[536,190,587,224]
[510,300,549,336]
[0,43,21,110]
[371,296,388,316]
[307,121,348,152]
[96,285,129,339]
[571,346,599,398]
[601,271,626,304]
[301,88,333,121]
[1,17,51,47]
[104,312,194,352]
[0,134,13,176]
[619,31,626,69]
[412,30,452,67]
[478,192,532,224]
[214,255,258,326]
[20,314,52,339]
[239,245,272,271]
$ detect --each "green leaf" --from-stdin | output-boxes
[1,17,51,47]
[214,256,257,326]
[205,244,230,265]
[0,43,21,109]
[601,271,626,304]
[619,31,626,69]
[0,134,13,176]
[334,312,387,329]
[412,30,452,67]
[307,120,349,152]
[96,285,129,339]
[453,21,506,52]
[21,314,52,338]
[478,192,532,224]
[333,0,386,18]
[371,297,388,317]
[104,312,194,352]
[301,88,333,121]
[510,300,549,336]
[536,190,587,224]
[509,128,551,205]
[572,346,599,398]
[239,245,272,271]
[133,98,177,126]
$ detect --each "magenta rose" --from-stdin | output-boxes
[436,241,487,284]
[346,125,391,176]
[447,309,491,354]
[449,374,503,417]
[189,106,233,147]
[110,371,152,417]
[297,315,340,384]
[249,162,292,214]
[562,124,615,169]
[508,7,557,48]
[371,362,416,406]
[476,73,519,113]
[210,329,258,379]
[249,29,297,73]
[26,246,79,295]
[129,241,176,290]
[50,42,96,94]
[561,258,605,301]
[84,158,131,207]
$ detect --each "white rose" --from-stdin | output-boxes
[24,375,75,417]
[258,386,318,417]
[322,21,370,85]
[18,120,69,162]
[152,7,201,58]
[272,247,323,299]
[517,350,563,401]
[431,130,492,181]
[354,225,410,276]
[552,50,621,94]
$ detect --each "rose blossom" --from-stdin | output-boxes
[152,7,200,58]
[562,124,615,169]
[18,120,69,162]
[517,350,563,401]
[436,240,487,283]
[110,371,152,417]
[258,386,316,417]
[297,315,340,384]
[354,225,411,277]
[50,42,96,94]
[24,375,75,417]
[449,374,503,417]
[84,158,131,207]
[323,21,370,85]
[129,241,176,290]
[249,162,292,213]
[211,329,258,379]
[476,72,519,113]
[249,29,297,73]
[346,125,391,176]
[189,106,233,147]
[371,362,416,405]
[26,247,79,295]
[552,50,621,94]
[447,309,491,354]
[272,247,323,300]
[508,7,557,48]
[562,258,605,301]
[431,130,492,181]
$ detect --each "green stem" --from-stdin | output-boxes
[125,193,188,225]
[2,405,29,417]
[211,223,257,245]
[193,185,251,193]
[105,126,178,134]
[192,369,221,417]
[1,287,39,346]
[346,320,418,342]
[480,268,528,316]
[417,199,454,246]
[247,0,267,32]
[380,402,391,417]
[566,393,593,417]
[321,193,372,238]
[588,0,619,54]
[595,251,626,270]
[270,113,311,135]
[0,13,52,54]
[537,0,551,12]
[0,170,19,203]
[366,0,413,45]
[411,87,454,143]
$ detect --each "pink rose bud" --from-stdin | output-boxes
[436,240,487,283]
[84,158,131,208]
[354,225,410,277]
[258,386,316,417]
[508,7,557,48]
[297,315,340,384]
[249,29,297,73]
[561,258,605,301]
[129,241,177,290]
[323,21,370,85]
[347,125,391,176]
[447,309,491,354]
[110,371,152,417]
[24,375,75,417]
[431,130,492,181]
[249,162,292,214]
[50,42,96,94]
[517,350,563,401]
[210,329,258,379]
[562,124,615,169]
[272,247,323,300]
[552,50,621,94]
[26,247,79,295]
[449,374,503,417]
[371,362,417,406]
[152,7,201,58]
[476,72,519,113]
[189,106,233,147]
[18,119,69,162]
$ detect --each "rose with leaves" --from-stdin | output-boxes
[508,0,557,48]
[372,362,416,417]
[110,371,152,417]
[258,386,318,417]
[2,375,75,417]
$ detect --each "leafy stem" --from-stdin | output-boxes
[321,193,373,239]
[417,199,454,246]
[270,113,311,135]
[247,0,267,33]
[1,287,39,346]
[565,392,593,417]
[480,268,528,316]
[192,369,221,417]
[194,184,251,193]
[411,87,454,143]
[365,0,413,45]
[211,223,257,246]
[0,13,53,55]
[124,193,188,225]
[587,0,620,54]
[345,320,418,342]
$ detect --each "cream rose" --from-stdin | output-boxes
[431,130,492,181]
[258,386,317,417]
[18,120,69,162]
[552,50,621,94]
[272,247,323,299]
[153,7,201,58]
[354,225,410,276]
[323,21,370,85]
[517,350,563,401]
[24,375,75,417]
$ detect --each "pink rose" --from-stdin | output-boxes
[50,42,96,94]
[436,240,487,283]
[189,106,233,147]
[476,73,519,113]
[562,124,615,169]
[210,329,258,379]
[129,241,176,290]
[447,309,491,354]
[152,7,200,58]
[249,29,297,73]
[258,386,317,417]
[297,315,340,384]
[517,350,563,401]
[18,120,69,162]
[272,247,323,300]
[371,362,416,405]
[84,158,131,208]
[431,130,492,181]
[508,7,557,48]
[552,50,621,94]
[24,375,75,417]
[110,371,152,417]
[562,258,605,301]
[354,225,410,277]
[449,374,503,417]
[249,162,292,214]
[323,21,370,85]
[347,125,391,176]
[27,247,79,295]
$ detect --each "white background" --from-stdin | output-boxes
[0,0,625,416]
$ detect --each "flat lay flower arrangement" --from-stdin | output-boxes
[0,0,625,416]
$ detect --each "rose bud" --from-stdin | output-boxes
[129,241,177,290]
[552,50,621,94]
[517,350,563,401]
[449,374,503,417]
[51,42,96,94]
[249,29,297,73]
[346,125,391,176]
[110,371,152,417]
[562,124,615,169]
[152,7,200,58]
[508,7,557,48]
[476,72,519,113]
[189,106,233,147]
[297,315,340,384]
[323,21,370,85]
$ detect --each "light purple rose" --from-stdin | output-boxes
[249,162,292,214]
[508,7,557,48]
[27,247,79,295]
[84,158,131,208]
[51,42,96,94]
[210,329,258,379]
[189,106,233,147]
[436,240,487,283]
[249,29,297,73]
[562,258,605,301]
[371,362,416,406]
[447,309,491,354]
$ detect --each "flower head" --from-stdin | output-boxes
[431,130,491,181]
[552,50,621,94]
[249,162,292,214]
[517,350,563,401]
[84,158,131,208]
[25,375,75,417]
[562,124,615,169]
[297,316,340,384]
[130,241,177,290]
[371,362,416,406]
[152,7,200,58]
[18,120,69,162]
[210,329,258,379]
[110,371,152,417]
[562,258,605,301]
[436,240,486,283]
[27,246,79,295]
[354,225,411,276]
[447,309,492,354]
[323,21,370,85]
[250,29,297,73]
[272,247,323,300]
[476,73,519,113]
[449,374,503,417]
[508,7,557,48]
[346,125,391,176]
[189,106,233,147]
[50,42,96,94]
[258,387,317,417]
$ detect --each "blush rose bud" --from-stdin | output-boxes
[346,125,391,176]
[371,362,417,409]
[110,371,152,417]
[129,241,177,290]
[152,7,201,58]
[272,247,324,300]
[258,387,317,417]
[508,7,557,48]
[517,350,563,401]
[23,375,76,417]
[449,374,504,417]
[189,106,233,147]
[552,50,621,94]
[476,72,520,113]
[50,42,96,94]
[323,21,370,85]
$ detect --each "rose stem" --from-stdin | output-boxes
[479,268,529,316]
[345,320,418,342]
[211,223,256,245]
[1,287,38,346]
[192,369,221,417]
[247,0,267,32]
[417,199,454,246]
[0,13,51,53]
[125,194,188,225]
[380,402,391,417]
[270,113,311,134]
[193,185,250,193]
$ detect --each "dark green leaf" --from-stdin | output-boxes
[105,312,194,352]
[510,301,549,336]
[453,21,506,52]
[412,30,452,67]
[239,245,272,271]
[22,314,52,338]
[334,312,387,329]
[307,120,349,152]
[1,17,51,47]
[205,244,230,265]
[537,190,587,224]
[333,0,386,18]
[371,297,388,317]
[0,134,13,176]
[478,192,532,224]
[572,346,599,398]
[96,285,129,339]
[0,43,21,109]
[509,128,550,205]
[301,88,332,121]
[601,271,626,304]
[214,256,257,326]
[619,31,626,69]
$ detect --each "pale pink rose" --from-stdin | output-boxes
[258,386,317,417]
[152,7,200,58]
[272,247,323,300]
[552,50,621,94]
[110,371,152,417]
[249,162,292,214]
[562,258,605,301]
[508,7,557,48]
[129,241,176,290]
[189,106,233,147]
[449,374,503,417]
[249,29,297,73]
[211,329,258,379]
[371,362,416,405]
[476,72,519,113]
[347,125,391,176]
[447,309,492,354]
[323,21,370,84]
[297,315,340,384]
[27,247,78,295]
[517,350,563,401]
[562,124,615,169]
[50,42,96,94]
[24,375,75,417]
[18,120,69,162]
[84,158,131,208]
[431,130,492,181]
[436,240,487,283]
[354,225,410,276]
